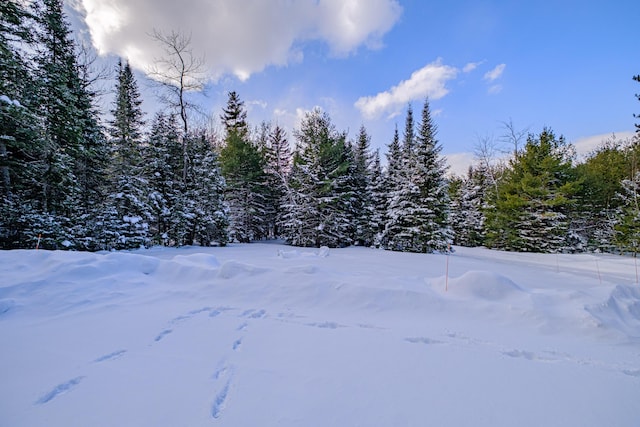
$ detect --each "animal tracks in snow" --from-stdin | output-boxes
[35,376,85,405]
[93,349,127,363]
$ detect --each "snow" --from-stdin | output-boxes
[0,243,639,426]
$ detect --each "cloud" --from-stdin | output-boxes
[573,131,635,159]
[487,84,503,94]
[71,0,402,82]
[463,61,483,73]
[484,63,506,81]
[354,59,459,120]
[444,152,476,177]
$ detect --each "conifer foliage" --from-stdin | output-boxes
[384,100,452,253]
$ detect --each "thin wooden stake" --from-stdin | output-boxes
[445,245,450,292]
[36,233,41,250]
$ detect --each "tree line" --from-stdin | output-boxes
[1,0,639,254]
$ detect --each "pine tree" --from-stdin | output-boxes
[409,98,452,252]
[262,123,291,238]
[101,59,150,250]
[281,108,354,247]
[186,132,228,246]
[144,112,181,245]
[368,149,387,247]
[352,125,374,246]
[32,0,109,249]
[219,92,267,242]
[384,101,451,253]
[574,136,627,252]
[450,166,487,247]
[485,128,580,252]
[0,1,48,248]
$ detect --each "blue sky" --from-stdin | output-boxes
[68,0,639,174]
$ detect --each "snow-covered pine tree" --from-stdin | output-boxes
[281,108,354,247]
[144,112,182,245]
[262,123,291,238]
[384,103,427,252]
[368,149,387,247]
[450,166,487,247]
[351,125,374,246]
[409,98,452,252]
[101,59,150,250]
[186,132,228,246]
[485,128,580,253]
[219,92,268,242]
[33,0,109,249]
[0,1,50,248]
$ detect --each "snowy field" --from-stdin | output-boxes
[1,243,639,426]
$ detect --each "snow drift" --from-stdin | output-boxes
[0,244,638,426]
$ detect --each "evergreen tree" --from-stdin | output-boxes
[384,100,451,253]
[574,136,628,251]
[368,149,387,247]
[219,91,267,242]
[281,108,354,247]
[352,125,374,246]
[101,59,150,250]
[262,123,291,238]
[186,132,228,246]
[32,0,109,249]
[144,112,182,245]
[485,128,580,252]
[0,1,49,248]
[450,166,487,247]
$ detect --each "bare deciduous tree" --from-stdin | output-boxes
[148,29,206,182]
[499,118,528,158]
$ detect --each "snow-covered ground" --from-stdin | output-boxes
[1,243,639,426]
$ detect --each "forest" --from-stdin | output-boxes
[1,0,639,254]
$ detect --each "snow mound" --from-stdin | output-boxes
[444,270,526,300]
[586,285,640,338]
[171,253,220,269]
[277,246,329,259]
[217,261,269,279]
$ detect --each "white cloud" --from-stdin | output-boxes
[354,59,459,120]
[444,152,476,177]
[71,0,402,82]
[487,84,503,94]
[573,131,635,159]
[463,61,483,73]
[484,63,506,81]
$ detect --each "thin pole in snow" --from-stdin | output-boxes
[36,234,41,250]
[445,244,450,292]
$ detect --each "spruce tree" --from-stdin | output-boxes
[101,59,150,250]
[352,125,374,246]
[262,123,291,238]
[32,0,109,249]
[450,166,487,247]
[0,1,53,248]
[219,91,267,242]
[144,112,181,245]
[281,108,354,247]
[368,149,387,247]
[485,129,580,252]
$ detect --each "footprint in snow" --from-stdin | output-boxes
[35,376,85,405]
[154,329,172,342]
[93,349,127,363]
[404,337,445,345]
[240,308,266,319]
